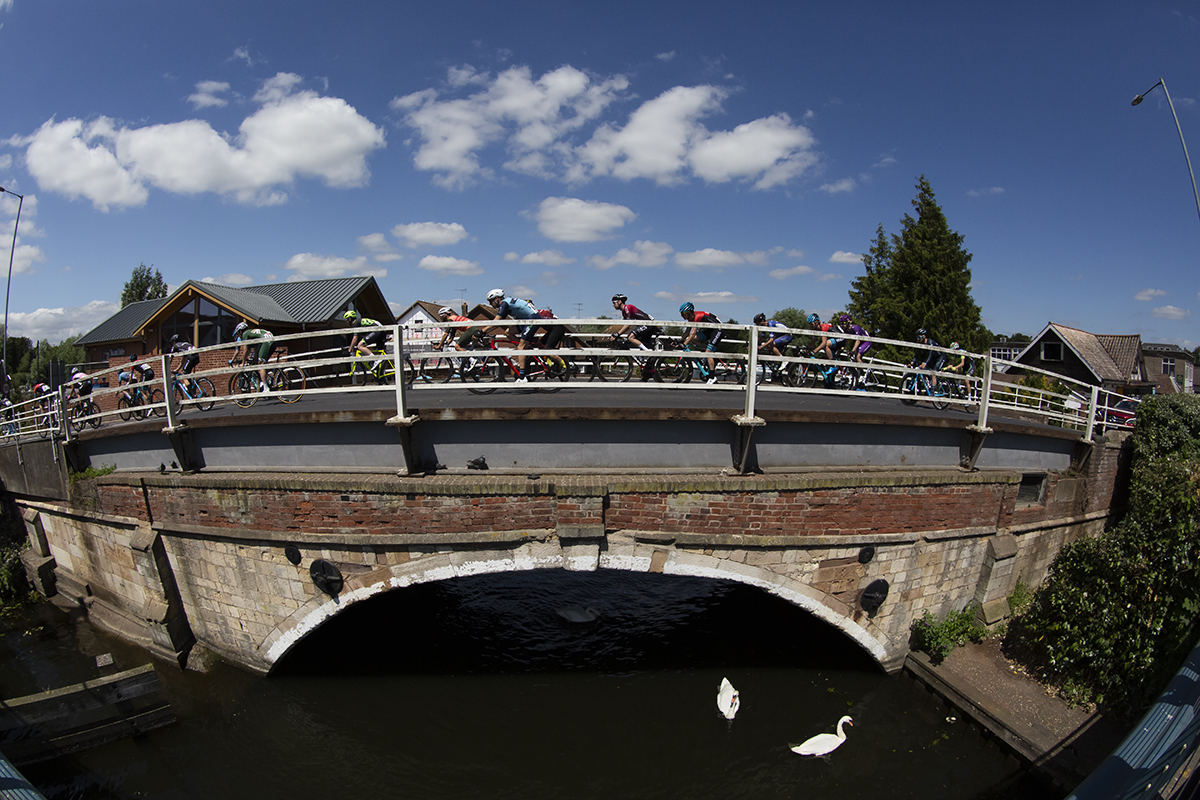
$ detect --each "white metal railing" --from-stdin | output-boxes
[1,319,1138,444]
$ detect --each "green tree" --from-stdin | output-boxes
[846,177,991,359]
[121,263,168,307]
[769,307,808,332]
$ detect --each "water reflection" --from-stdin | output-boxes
[18,569,1056,799]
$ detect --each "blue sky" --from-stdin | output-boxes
[1,1,1198,349]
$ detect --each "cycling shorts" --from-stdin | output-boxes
[630,325,660,343]
[361,329,387,349]
[455,329,480,349]
[255,340,276,363]
[856,340,872,356]
[696,329,723,348]
[766,334,793,348]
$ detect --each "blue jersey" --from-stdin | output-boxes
[496,297,539,321]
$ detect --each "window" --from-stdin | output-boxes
[1016,473,1046,506]
[162,298,239,349]
[1040,342,1064,362]
[1163,357,1175,376]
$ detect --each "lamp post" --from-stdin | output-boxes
[0,186,23,396]
[1132,78,1200,228]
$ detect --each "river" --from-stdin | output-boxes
[7,569,1057,799]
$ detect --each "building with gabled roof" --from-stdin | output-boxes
[1005,322,1154,396]
[75,276,393,365]
[1142,342,1195,394]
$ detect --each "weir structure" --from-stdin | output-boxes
[5,387,1130,676]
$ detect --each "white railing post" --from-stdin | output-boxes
[57,384,71,442]
[1085,385,1099,441]
[975,355,993,431]
[393,324,409,419]
[161,353,178,429]
[743,323,759,419]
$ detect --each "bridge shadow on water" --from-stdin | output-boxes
[272,570,877,678]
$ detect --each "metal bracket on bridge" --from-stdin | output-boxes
[385,414,420,476]
[161,423,205,473]
[732,414,765,474]
[961,424,992,472]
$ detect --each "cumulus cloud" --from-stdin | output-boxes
[21,72,385,210]
[358,232,402,262]
[392,221,469,248]
[588,240,674,270]
[8,300,119,343]
[768,265,814,280]
[673,246,780,271]
[515,250,575,266]
[1152,305,1190,320]
[533,196,635,242]
[200,273,253,286]
[415,255,482,276]
[829,250,861,263]
[188,80,231,109]
[392,63,819,190]
[0,191,46,274]
[283,253,385,281]
[652,289,757,304]
[967,186,1005,197]
[819,178,856,194]
[1136,288,1167,301]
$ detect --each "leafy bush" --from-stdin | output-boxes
[0,501,27,602]
[1013,394,1200,714]
[911,605,987,664]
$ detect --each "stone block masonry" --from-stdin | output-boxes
[19,459,1121,675]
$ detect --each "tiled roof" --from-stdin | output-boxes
[75,298,169,346]
[1051,324,1123,382]
[1096,334,1141,380]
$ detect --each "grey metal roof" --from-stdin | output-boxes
[242,276,381,324]
[75,298,169,346]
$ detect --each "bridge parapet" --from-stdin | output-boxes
[17,447,1128,674]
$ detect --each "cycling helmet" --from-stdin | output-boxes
[169,334,180,345]
[486,288,505,302]
[807,313,820,324]
[129,354,138,362]
[612,293,627,304]
[438,306,453,318]
[838,314,851,324]
[753,313,766,325]
[950,342,961,350]
[916,328,927,338]
[232,321,248,338]
[343,310,358,322]
[679,301,694,316]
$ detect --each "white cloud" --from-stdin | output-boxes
[393,63,819,190]
[518,250,575,266]
[415,255,482,276]
[0,192,46,274]
[22,73,385,210]
[283,253,385,281]
[768,265,814,280]
[188,81,231,110]
[1152,305,1190,320]
[1136,288,1167,301]
[533,196,635,242]
[391,221,468,248]
[652,289,757,304]
[656,51,676,62]
[358,232,402,263]
[9,299,119,343]
[829,250,861,264]
[588,240,674,270]
[967,186,1005,197]
[199,272,253,286]
[819,178,856,194]
[675,248,746,270]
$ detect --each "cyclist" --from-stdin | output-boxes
[344,310,389,367]
[945,342,975,376]
[679,302,723,384]
[838,314,872,364]
[808,314,844,387]
[436,306,476,352]
[612,293,661,380]
[486,289,565,384]
[32,381,52,412]
[752,313,793,358]
[169,334,201,392]
[69,368,93,399]
[914,328,946,392]
[231,321,275,392]
[118,355,155,400]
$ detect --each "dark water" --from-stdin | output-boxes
[6,570,1057,799]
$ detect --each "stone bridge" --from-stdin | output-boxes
[6,397,1130,675]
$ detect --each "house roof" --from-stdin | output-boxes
[75,298,170,346]
[173,276,390,326]
[1014,322,1150,388]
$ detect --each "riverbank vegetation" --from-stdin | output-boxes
[0,499,29,611]
[1010,393,1200,716]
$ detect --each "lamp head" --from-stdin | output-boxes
[1132,95,1145,106]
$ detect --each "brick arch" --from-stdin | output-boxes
[256,541,890,672]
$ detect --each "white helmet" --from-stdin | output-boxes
[438,306,453,317]
[486,288,504,302]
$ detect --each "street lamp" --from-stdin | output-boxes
[1131,78,1200,228]
[0,186,23,395]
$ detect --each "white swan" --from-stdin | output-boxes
[791,715,853,756]
[555,605,599,623]
[716,677,740,720]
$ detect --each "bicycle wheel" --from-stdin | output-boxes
[117,396,134,421]
[193,378,216,412]
[38,414,52,439]
[466,356,501,394]
[70,403,86,433]
[274,367,306,403]
[231,371,258,408]
[900,373,918,406]
[929,381,949,411]
[599,354,635,381]
[147,387,166,417]
[859,367,884,393]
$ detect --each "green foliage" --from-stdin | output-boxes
[121,263,168,308]
[846,177,992,361]
[1008,579,1033,615]
[0,501,27,602]
[769,307,808,332]
[1014,394,1200,714]
[69,463,116,485]
[911,605,986,664]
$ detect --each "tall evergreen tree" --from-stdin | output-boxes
[846,177,991,356]
[121,263,168,307]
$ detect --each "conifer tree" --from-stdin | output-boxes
[846,177,991,357]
